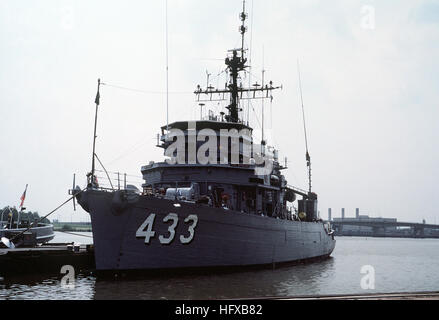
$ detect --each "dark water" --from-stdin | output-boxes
[0,233,438,300]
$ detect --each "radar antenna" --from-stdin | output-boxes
[240,0,248,56]
[194,0,281,124]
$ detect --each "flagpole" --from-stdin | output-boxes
[9,207,13,229]
[91,79,101,188]
[17,184,28,229]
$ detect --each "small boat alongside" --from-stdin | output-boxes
[0,221,55,247]
[0,186,55,248]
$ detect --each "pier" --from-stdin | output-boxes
[0,243,95,277]
[328,208,439,238]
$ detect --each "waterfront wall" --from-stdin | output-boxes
[52,222,92,232]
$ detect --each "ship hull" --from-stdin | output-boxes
[80,190,336,272]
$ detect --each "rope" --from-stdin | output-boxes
[105,138,150,166]
[95,153,114,190]
[9,188,87,244]
[102,83,192,95]
[297,60,309,154]
[297,60,312,193]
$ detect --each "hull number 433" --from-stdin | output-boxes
[136,213,198,245]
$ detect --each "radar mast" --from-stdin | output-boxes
[195,0,281,125]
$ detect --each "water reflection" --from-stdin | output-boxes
[93,258,336,300]
[0,273,95,300]
[0,259,337,300]
[1,237,438,299]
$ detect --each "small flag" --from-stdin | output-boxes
[95,90,100,106]
[19,184,28,209]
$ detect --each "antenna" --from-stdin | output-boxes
[90,78,101,187]
[246,0,254,126]
[166,0,169,132]
[206,70,211,91]
[240,0,247,56]
[261,46,265,147]
[194,0,280,124]
[297,60,312,194]
[199,103,205,120]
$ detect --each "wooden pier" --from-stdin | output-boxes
[0,243,95,277]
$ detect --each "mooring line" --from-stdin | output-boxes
[9,188,87,244]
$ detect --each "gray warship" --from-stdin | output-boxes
[74,2,335,273]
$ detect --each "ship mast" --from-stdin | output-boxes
[195,0,281,125]
[240,0,246,55]
[225,49,246,123]
[225,0,247,123]
[90,78,101,187]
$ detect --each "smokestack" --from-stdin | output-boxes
[342,208,345,219]
[356,208,360,219]
[328,208,332,221]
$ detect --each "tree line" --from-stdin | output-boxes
[0,206,51,224]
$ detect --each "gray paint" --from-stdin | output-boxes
[80,190,336,271]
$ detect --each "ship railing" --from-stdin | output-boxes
[286,184,309,197]
[93,170,143,192]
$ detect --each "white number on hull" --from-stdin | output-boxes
[180,215,198,244]
[136,213,198,245]
[136,213,156,244]
[159,213,179,245]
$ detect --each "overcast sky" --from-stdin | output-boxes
[0,0,438,224]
